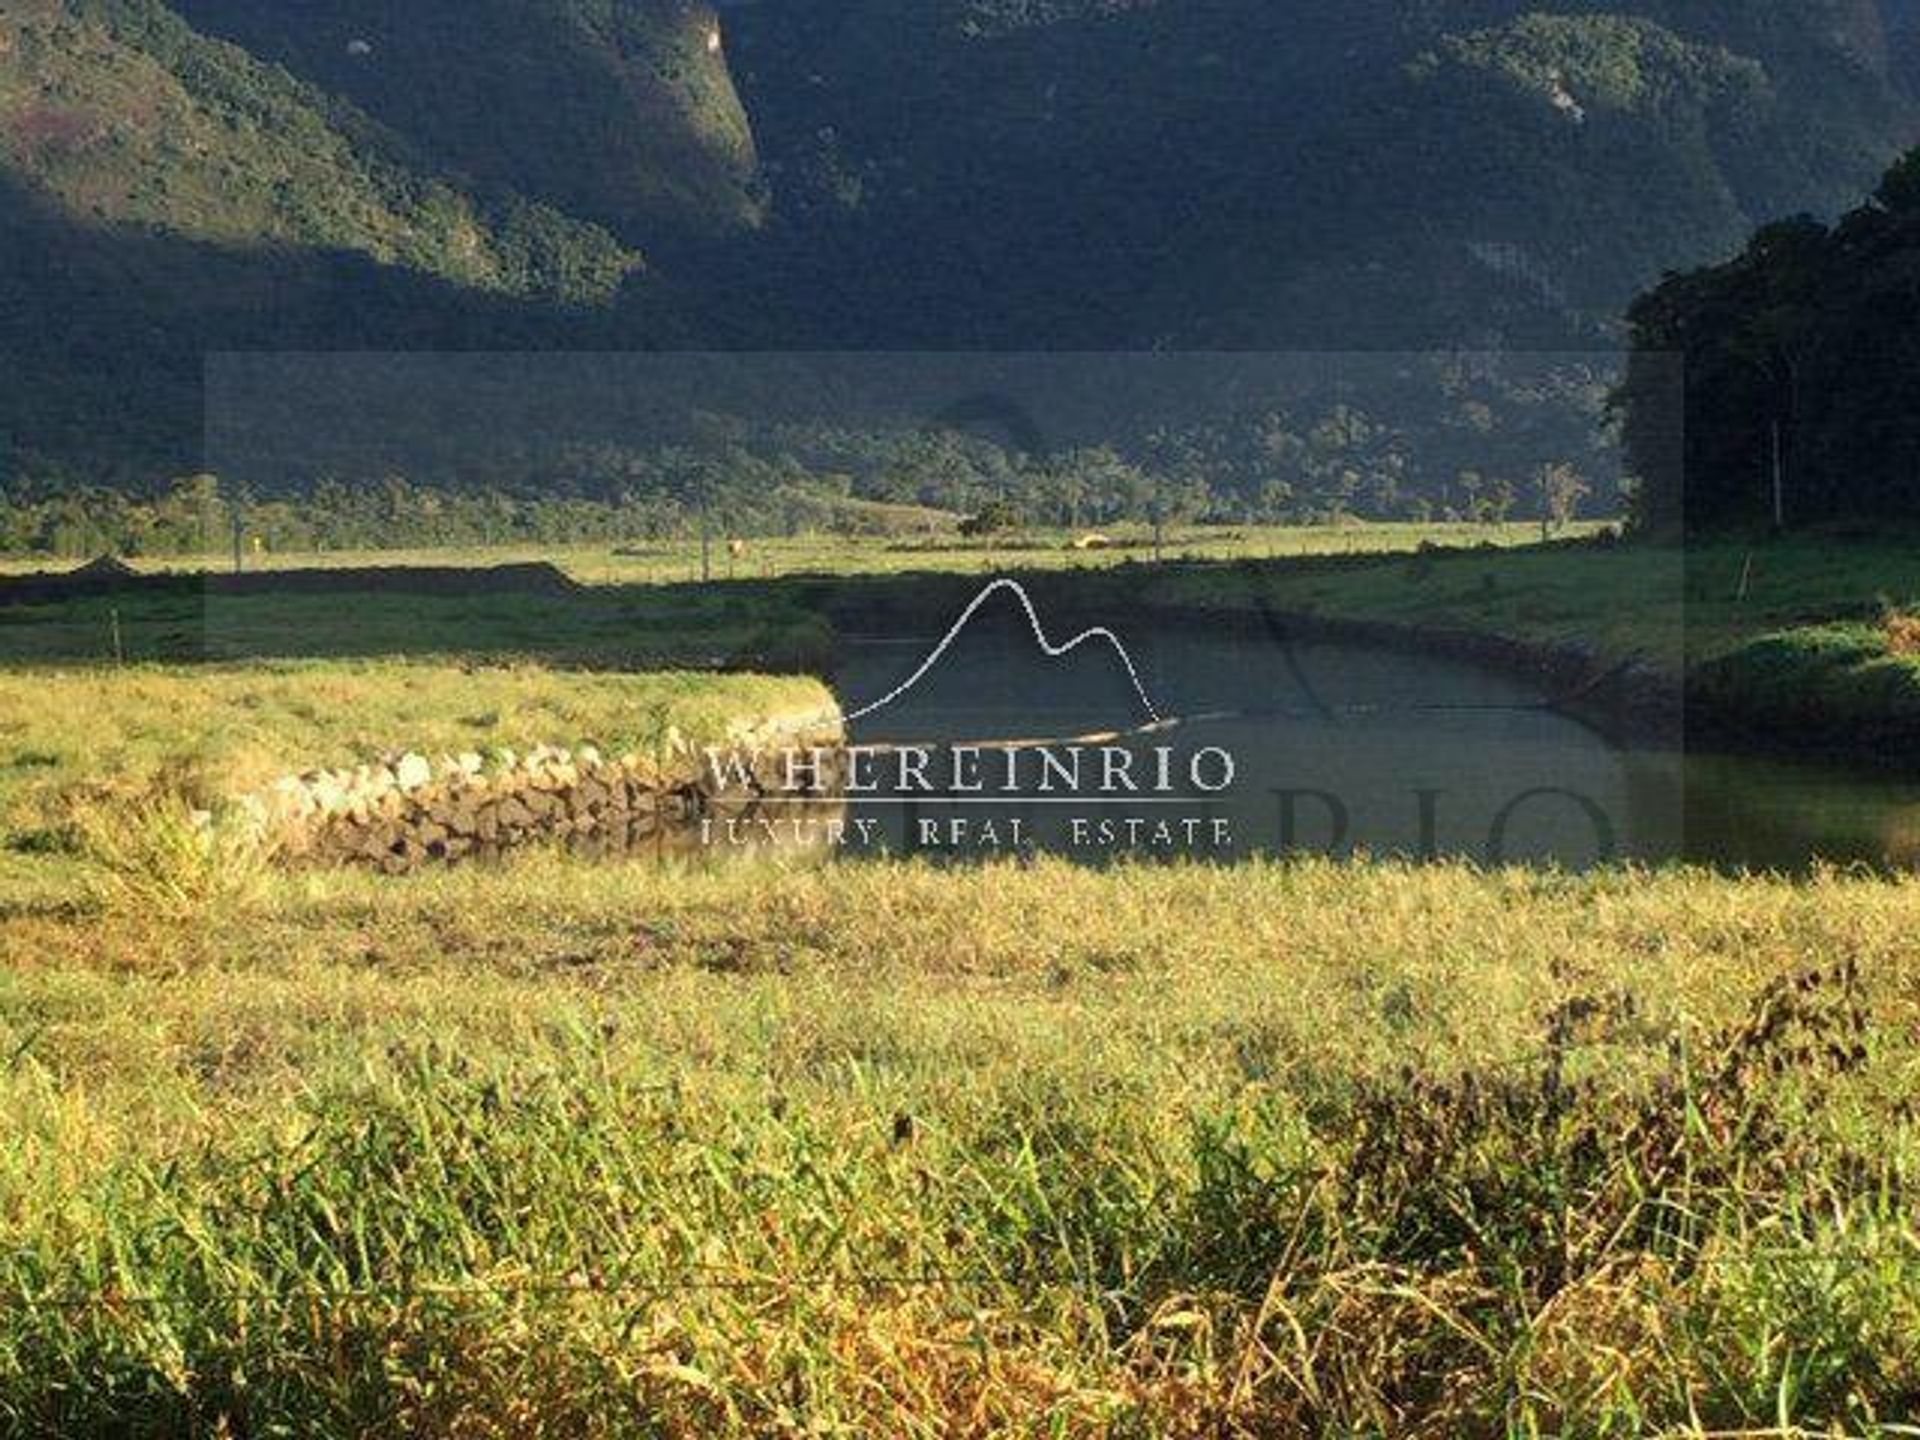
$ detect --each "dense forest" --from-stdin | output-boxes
[1620,146,1920,531]
[716,0,1918,348]
[5,353,1618,555]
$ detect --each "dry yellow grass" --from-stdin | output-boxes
[0,853,1916,1435]
[1886,610,1920,658]
[2,569,1918,1434]
[0,661,834,899]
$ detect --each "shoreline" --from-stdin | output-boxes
[1113,601,1681,750]
[5,541,1915,778]
[819,568,1919,777]
[1049,604,1920,777]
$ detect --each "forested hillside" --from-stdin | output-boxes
[0,0,646,486]
[717,0,1916,345]
[1621,148,1920,531]
[1,0,1916,514]
[168,0,764,248]
[0,0,636,297]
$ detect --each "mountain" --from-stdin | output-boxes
[0,0,637,298]
[166,0,764,250]
[713,0,1919,346]
[1,0,1917,489]
[0,0,647,480]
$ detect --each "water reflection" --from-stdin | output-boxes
[832,613,1920,873]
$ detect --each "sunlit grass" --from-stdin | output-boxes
[0,521,1583,583]
[0,854,1917,1434]
[0,662,834,896]
[2,529,1919,1432]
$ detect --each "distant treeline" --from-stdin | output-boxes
[1621,147,1920,532]
[6,354,1628,556]
[3,444,1603,560]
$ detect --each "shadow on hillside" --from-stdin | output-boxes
[0,174,629,482]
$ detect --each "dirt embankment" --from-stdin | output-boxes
[0,561,577,607]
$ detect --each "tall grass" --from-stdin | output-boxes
[1,856,1917,1434]
[61,776,270,925]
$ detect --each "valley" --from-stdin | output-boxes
[4,4,1920,1433]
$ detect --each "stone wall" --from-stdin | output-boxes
[238,717,844,873]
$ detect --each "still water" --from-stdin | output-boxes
[829,607,1920,872]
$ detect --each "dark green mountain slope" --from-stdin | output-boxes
[167,0,764,249]
[0,0,646,481]
[1,0,1917,492]
[0,0,635,299]
[711,0,1917,346]
[0,170,632,486]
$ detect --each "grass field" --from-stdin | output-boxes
[0,574,834,671]
[1,524,1567,677]
[1132,531,1920,668]
[3,526,1919,1434]
[0,662,834,904]
[1,855,1917,1435]
[0,522,1584,585]
[6,523,1915,676]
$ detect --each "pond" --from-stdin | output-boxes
[828,604,1920,872]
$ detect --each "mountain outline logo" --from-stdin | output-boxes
[842,577,1164,727]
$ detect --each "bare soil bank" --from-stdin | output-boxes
[0,560,577,606]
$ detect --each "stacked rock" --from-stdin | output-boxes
[236,715,845,874]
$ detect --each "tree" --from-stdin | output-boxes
[1620,148,1920,531]
[1875,149,1920,213]
[1484,479,1517,524]
[1062,446,1150,526]
[959,498,1021,537]
[1536,461,1590,536]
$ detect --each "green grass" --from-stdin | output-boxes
[10,523,1920,762]
[1137,531,1920,669]
[1692,623,1920,743]
[0,580,833,672]
[1,854,1917,1434]
[9,523,1920,771]
[0,522,1583,584]
[0,661,834,898]
[1125,530,1920,750]
[12,523,1911,675]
